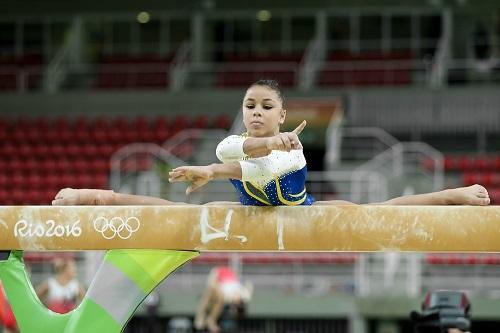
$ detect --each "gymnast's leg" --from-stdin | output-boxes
[203,201,242,206]
[51,188,189,206]
[375,184,490,206]
[313,200,357,205]
[313,184,489,206]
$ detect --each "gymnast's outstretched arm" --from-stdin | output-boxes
[169,122,306,195]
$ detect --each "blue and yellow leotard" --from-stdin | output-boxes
[216,135,315,206]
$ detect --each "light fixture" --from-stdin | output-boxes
[256,10,271,22]
[137,12,151,24]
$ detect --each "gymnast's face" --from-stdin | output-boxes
[242,85,286,137]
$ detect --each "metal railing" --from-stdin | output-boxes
[298,38,326,90]
[339,127,400,162]
[352,141,444,203]
[109,129,234,203]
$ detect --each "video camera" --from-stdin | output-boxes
[410,291,471,333]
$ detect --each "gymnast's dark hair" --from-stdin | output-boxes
[248,79,284,106]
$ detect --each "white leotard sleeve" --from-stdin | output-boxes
[239,150,305,183]
[215,135,248,163]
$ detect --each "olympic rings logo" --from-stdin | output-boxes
[92,216,140,240]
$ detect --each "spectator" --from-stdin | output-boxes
[36,257,86,314]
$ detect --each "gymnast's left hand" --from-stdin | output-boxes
[168,165,214,194]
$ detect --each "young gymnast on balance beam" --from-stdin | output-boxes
[52,79,490,207]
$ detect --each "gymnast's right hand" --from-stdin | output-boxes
[266,120,306,152]
[52,188,115,205]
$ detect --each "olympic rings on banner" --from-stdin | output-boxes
[93,216,140,240]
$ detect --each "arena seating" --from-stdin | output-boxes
[422,154,500,204]
[318,50,413,87]
[0,115,232,205]
[215,52,303,87]
[95,54,173,89]
[0,54,43,91]
[426,253,500,265]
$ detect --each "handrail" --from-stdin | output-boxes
[43,17,82,93]
[109,142,186,193]
[353,141,444,202]
[430,8,452,89]
[162,128,227,153]
[169,40,192,91]
[298,38,326,90]
[342,127,399,151]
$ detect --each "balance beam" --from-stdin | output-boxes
[0,205,499,252]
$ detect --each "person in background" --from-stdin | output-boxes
[0,281,18,333]
[36,257,86,314]
[195,266,252,333]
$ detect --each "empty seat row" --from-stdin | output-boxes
[2,173,108,189]
[1,115,232,132]
[0,144,123,159]
[2,129,176,145]
[192,253,358,265]
[0,54,43,91]
[422,155,500,171]
[216,52,303,87]
[463,172,500,187]
[0,114,232,205]
[426,253,500,265]
[96,54,173,89]
[318,51,413,87]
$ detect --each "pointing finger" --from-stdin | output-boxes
[292,120,307,135]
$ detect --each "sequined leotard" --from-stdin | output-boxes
[216,135,315,206]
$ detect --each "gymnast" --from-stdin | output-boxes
[52,79,490,207]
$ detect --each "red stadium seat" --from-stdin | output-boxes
[49,144,66,157]
[89,159,109,173]
[25,189,40,204]
[33,144,50,158]
[0,174,7,186]
[34,117,50,131]
[12,189,25,204]
[8,159,23,173]
[92,116,110,131]
[192,115,209,129]
[213,114,232,129]
[0,189,9,204]
[473,156,488,170]
[171,116,188,133]
[54,116,70,131]
[74,117,89,131]
[111,116,131,132]
[27,174,43,189]
[94,174,108,188]
[91,129,107,143]
[18,144,34,158]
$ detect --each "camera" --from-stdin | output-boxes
[410,291,471,333]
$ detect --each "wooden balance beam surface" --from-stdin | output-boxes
[0,205,499,252]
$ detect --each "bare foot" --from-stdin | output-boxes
[446,184,490,206]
